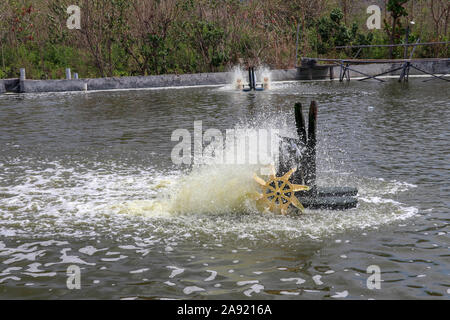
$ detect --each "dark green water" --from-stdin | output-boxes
[0,79,449,299]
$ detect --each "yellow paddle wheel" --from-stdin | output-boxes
[253,165,310,215]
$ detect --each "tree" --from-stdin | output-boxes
[430,0,449,40]
[120,0,180,75]
[384,0,410,58]
[78,0,130,77]
[338,0,350,25]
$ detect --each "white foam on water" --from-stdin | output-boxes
[167,266,184,278]
[118,245,141,250]
[331,290,349,298]
[280,291,299,295]
[101,255,127,262]
[243,284,264,297]
[0,229,17,237]
[22,272,57,278]
[3,250,46,265]
[79,246,107,256]
[0,276,21,283]
[281,278,306,285]
[26,263,43,273]
[36,248,93,267]
[237,280,259,286]
[0,267,22,276]
[204,270,217,282]
[130,268,149,274]
[183,286,205,295]
[312,275,323,285]
[105,251,120,256]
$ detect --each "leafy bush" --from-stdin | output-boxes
[315,8,372,56]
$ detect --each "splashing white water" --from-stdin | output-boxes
[230,65,246,90]
[226,65,272,90]
[169,164,260,215]
[255,66,272,89]
[0,115,418,242]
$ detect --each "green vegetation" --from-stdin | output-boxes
[0,0,448,79]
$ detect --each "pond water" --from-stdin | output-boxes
[0,79,448,299]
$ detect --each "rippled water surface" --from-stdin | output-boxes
[0,79,449,299]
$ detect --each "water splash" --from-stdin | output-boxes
[0,113,418,242]
[255,66,272,90]
[227,65,272,90]
[169,164,260,215]
[230,66,246,90]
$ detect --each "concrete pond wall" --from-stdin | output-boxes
[0,59,448,94]
[1,78,20,93]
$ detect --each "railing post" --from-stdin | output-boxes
[19,68,26,93]
[20,68,26,81]
[65,68,72,80]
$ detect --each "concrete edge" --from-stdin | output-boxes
[20,79,87,93]
[85,72,232,91]
[1,60,449,94]
[1,78,20,93]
